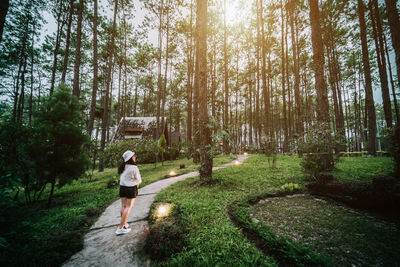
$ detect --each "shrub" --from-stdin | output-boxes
[158,134,167,163]
[280,183,300,192]
[31,84,89,207]
[393,126,400,179]
[0,85,89,207]
[165,142,181,161]
[145,203,186,259]
[103,139,158,167]
[299,123,340,180]
[263,138,278,168]
[106,175,119,188]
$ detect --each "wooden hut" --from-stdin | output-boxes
[110,117,169,144]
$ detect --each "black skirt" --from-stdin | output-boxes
[119,185,138,199]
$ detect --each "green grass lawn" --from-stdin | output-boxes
[333,156,394,181]
[149,154,396,266]
[0,154,232,267]
[250,194,400,266]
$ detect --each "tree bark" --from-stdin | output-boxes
[197,0,212,181]
[384,33,400,124]
[0,0,9,43]
[370,0,392,128]
[308,0,330,124]
[50,0,66,95]
[289,0,303,136]
[162,0,171,135]
[88,0,99,137]
[156,0,164,136]
[193,6,200,163]
[357,0,377,155]
[186,0,193,158]
[61,0,74,84]
[72,0,84,98]
[385,0,400,90]
[223,0,229,154]
[260,0,269,139]
[281,0,288,152]
[99,0,118,172]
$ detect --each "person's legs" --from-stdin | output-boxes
[119,197,129,229]
[120,198,134,227]
[124,198,135,224]
[120,197,126,218]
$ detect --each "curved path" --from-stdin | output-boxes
[63,155,247,267]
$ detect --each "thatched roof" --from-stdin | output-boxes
[110,117,167,143]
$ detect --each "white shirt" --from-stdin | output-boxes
[120,164,142,187]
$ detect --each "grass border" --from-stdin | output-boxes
[228,190,331,267]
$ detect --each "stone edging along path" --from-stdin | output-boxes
[63,155,248,267]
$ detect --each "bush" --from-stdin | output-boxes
[106,175,119,188]
[389,126,400,179]
[0,85,89,207]
[145,203,186,259]
[280,183,300,192]
[263,138,278,168]
[103,139,158,167]
[299,124,340,180]
[165,142,181,161]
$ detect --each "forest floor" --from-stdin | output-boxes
[148,154,397,266]
[62,155,248,267]
[0,155,233,267]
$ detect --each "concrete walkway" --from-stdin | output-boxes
[63,155,247,267]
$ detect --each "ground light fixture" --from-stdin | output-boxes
[169,170,176,176]
[244,152,248,156]
[234,160,240,165]
[156,203,171,218]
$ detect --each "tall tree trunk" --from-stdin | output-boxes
[123,2,128,118]
[50,0,66,96]
[88,0,99,137]
[0,0,9,43]
[289,0,303,137]
[28,23,35,125]
[186,0,193,158]
[223,0,229,154]
[61,0,74,84]
[13,13,30,123]
[281,0,288,152]
[370,0,392,128]
[358,0,377,155]
[248,53,253,146]
[17,55,28,122]
[385,0,400,90]
[309,0,333,168]
[260,0,269,140]
[99,0,118,172]
[156,0,164,136]
[193,7,200,163]
[47,178,56,209]
[197,0,212,181]
[255,0,261,148]
[162,0,171,134]
[72,0,84,98]
[384,34,400,124]
[309,0,330,124]
[134,75,138,116]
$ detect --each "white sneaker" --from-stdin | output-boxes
[116,226,131,235]
[124,223,130,229]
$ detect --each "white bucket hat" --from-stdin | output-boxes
[122,150,135,162]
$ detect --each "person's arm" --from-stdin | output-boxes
[134,166,142,186]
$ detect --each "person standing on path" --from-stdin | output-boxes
[116,150,142,235]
